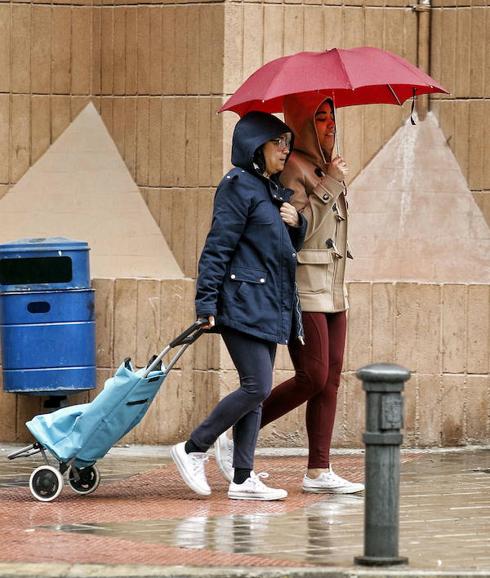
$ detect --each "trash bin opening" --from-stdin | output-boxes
[27,301,51,314]
[0,257,73,285]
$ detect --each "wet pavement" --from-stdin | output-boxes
[1,443,490,577]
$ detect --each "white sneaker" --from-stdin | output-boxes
[303,467,364,494]
[228,472,287,501]
[214,432,234,482]
[170,442,211,496]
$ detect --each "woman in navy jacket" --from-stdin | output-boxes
[171,111,306,501]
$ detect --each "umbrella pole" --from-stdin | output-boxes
[331,93,348,192]
[332,92,341,158]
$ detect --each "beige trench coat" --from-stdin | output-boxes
[281,94,351,313]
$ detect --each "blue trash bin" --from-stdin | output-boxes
[0,237,96,396]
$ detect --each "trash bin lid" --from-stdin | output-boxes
[0,237,91,292]
[0,237,89,253]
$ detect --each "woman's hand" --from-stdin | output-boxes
[327,155,349,182]
[280,202,300,227]
[200,315,215,330]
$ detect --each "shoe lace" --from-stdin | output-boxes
[190,453,209,476]
[327,467,345,481]
[249,471,269,490]
[320,468,349,486]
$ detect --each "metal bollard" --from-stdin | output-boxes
[354,363,411,567]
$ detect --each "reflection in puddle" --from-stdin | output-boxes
[40,495,363,566]
[0,446,170,488]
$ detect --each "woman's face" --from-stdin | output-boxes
[315,101,335,158]
[262,133,291,175]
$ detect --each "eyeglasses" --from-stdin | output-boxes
[270,135,292,150]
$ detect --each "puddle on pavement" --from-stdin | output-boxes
[3,445,490,569]
[39,495,364,567]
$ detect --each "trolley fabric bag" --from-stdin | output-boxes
[26,360,165,468]
[8,320,205,501]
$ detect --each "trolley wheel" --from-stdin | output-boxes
[29,465,64,502]
[67,465,100,495]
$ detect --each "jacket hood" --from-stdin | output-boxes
[283,93,335,169]
[231,111,293,172]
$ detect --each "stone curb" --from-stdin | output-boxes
[0,564,489,578]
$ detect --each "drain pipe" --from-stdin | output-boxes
[414,0,431,120]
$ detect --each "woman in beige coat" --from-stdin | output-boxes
[215,95,364,494]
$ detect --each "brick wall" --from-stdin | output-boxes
[3,281,486,446]
[0,1,95,195]
[213,282,490,448]
[429,2,490,225]
[0,0,488,448]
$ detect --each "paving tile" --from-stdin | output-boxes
[0,446,490,572]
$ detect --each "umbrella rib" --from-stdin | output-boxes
[384,49,437,87]
[335,50,354,90]
[387,84,402,105]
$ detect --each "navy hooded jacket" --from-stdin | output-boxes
[195,111,307,345]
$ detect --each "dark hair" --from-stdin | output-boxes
[253,146,266,174]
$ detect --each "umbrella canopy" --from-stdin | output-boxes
[220,47,448,116]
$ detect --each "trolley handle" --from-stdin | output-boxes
[143,319,207,377]
[169,318,207,348]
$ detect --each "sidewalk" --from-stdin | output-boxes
[1,443,489,578]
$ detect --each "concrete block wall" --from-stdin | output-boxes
[217,282,489,448]
[0,0,488,448]
[92,1,225,281]
[0,1,95,194]
[112,1,418,280]
[430,2,490,226]
[0,0,432,286]
[0,0,224,443]
[5,277,487,448]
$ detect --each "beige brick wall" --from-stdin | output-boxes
[430,3,490,225]
[127,1,419,277]
[0,1,225,445]
[3,281,486,448]
[203,282,490,449]
[0,2,94,187]
[0,0,488,449]
[93,2,226,279]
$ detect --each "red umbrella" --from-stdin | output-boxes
[219,47,447,116]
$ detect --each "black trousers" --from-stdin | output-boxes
[191,327,277,470]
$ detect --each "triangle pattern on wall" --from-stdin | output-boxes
[346,112,490,283]
[0,103,183,280]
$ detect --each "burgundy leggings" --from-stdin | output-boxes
[260,311,347,469]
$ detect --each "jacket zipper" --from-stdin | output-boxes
[279,211,285,343]
[332,215,340,310]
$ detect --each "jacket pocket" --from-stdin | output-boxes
[296,249,333,293]
[226,266,268,302]
[229,266,267,284]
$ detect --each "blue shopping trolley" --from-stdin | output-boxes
[8,320,205,502]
